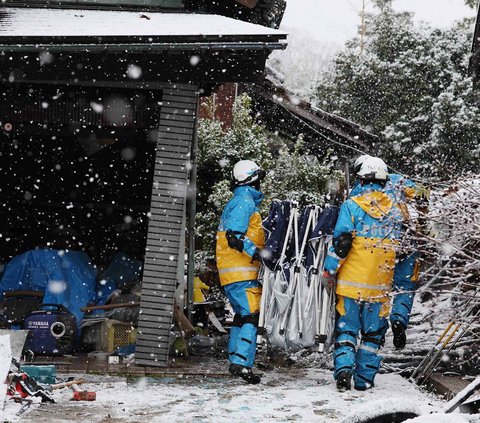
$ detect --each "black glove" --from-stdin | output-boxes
[252,248,262,262]
[226,229,244,253]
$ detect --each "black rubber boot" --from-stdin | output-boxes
[354,382,374,391]
[392,321,407,349]
[336,371,352,392]
[229,364,262,385]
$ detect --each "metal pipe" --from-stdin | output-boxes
[185,91,199,322]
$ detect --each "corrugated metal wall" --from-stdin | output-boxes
[135,84,198,367]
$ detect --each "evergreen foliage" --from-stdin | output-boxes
[464,0,480,8]
[196,94,340,254]
[316,5,479,178]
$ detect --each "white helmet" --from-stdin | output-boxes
[353,154,372,175]
[357,156,389,182]
[232,160,266,186]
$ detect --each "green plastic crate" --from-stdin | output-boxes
[20,365,56,385]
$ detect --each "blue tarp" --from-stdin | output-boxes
[96,252,142,306]
[0,250,97,327]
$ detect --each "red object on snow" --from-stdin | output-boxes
[71,391,96,401]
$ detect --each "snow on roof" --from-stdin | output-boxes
[0,7,288,39]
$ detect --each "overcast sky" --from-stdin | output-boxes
[281,0,478,46]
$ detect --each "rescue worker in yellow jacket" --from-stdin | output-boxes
[324,156,402,391]
[216,160,266,384]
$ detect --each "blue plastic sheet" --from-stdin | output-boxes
[96,252,142,306]
[0,250,97,327]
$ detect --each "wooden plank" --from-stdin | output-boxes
[155,156,189,165]
[150,190,186,200]
[142,269,179,280]
[143,250,181,260]
[162,93,197,102]
[162,91,197,100]
[160,100,196,110]
[144,243,183,254]
[143,255,181,266]
[149,201,185,211]
[153,162,187,173]
[149,208,184,219]
[141,278,177,288]
[135,349,170,358]
[160,113,196,123]
[142,257,180,268]
[141,275,177,285]
[142,277,177,287]
[140,284,176,292]
[144,232,181,242]
[135,342,170,352]
[140,279,176,290]
[137,317,173,327]
[157,131,193,141]
[134,358,166,368]
[135,353,169,361]
[154,150,190,160]
[141,282,177,292]
[154,143,192,153]
[144,247,183,258]
[159,124,194,134]
[139,291,175,302]
[151,183,187,194]
[161,86,197,96]
[137,313,173,323]
[139,296,176,307]
[138,311,173,321]
[149,198,185,210]
[143,256,182,268]
[150,193,185,202]
[146,214,183,225]
[136,326,172,337]
[149,203,185,215]
[159,118,195,129]
[135,341,170,351]
[153,168,189,178]
[160,107,196,117]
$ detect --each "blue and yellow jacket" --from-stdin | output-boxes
[325,183,402,302]
[351,174,418,224]
[216,185,265,286]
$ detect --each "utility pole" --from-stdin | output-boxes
[360,0,366,54]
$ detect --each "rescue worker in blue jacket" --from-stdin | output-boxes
[351,157,426,349]
[216,160,266,384]
[385,173,422,348]
[324,156,402,391]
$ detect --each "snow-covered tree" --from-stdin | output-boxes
[464,0,480,8]
[195,94,274,253]
[316,5,479,178]
[196,94,340,254]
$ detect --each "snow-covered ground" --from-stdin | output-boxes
[1,280,477,422]
[1,368,444,423]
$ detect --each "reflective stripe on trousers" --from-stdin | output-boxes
[337,279,390,291]
[218,266,259,275]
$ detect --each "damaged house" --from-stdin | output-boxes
[0,0,287,368]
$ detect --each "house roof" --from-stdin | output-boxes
[247,79,378,157]
[0,7,287,47]
[0,6,287,84]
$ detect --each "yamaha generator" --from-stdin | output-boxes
[23,304,77,355]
